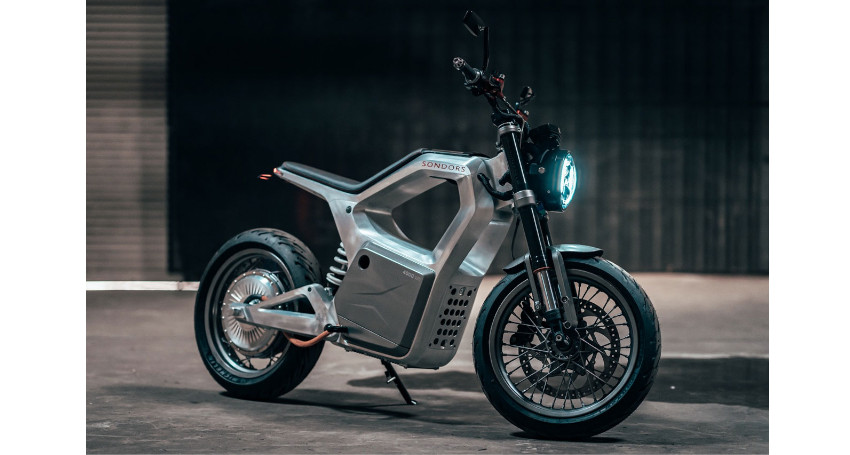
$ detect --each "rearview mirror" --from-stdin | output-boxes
[462,11,490,71]
[518,86,535,106]
[463,11,486,37]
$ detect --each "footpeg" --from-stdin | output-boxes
[381,360,417,405]
[324,324,348,333]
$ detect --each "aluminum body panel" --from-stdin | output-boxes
[277,149,514,368]
[334,242,435,355]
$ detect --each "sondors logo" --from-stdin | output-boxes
[421,161,467,173]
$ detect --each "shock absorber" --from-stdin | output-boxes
[325,242,348,294]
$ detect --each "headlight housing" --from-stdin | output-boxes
[528,149,577,212]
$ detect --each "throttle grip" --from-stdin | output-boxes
[453,57,481,83]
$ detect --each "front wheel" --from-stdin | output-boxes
[473,257,660,439]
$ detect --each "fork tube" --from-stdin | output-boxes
[498,123,550,266]
[497,123,559,318]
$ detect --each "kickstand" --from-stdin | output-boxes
[381,360,418,405]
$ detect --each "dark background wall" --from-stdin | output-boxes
[167,0,768,281]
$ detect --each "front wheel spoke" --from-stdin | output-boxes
[574,367,589,407]
[505,349,546,375]
[519,360,563,393]
[550,362,571,407]
[598,295,613,315]
[594,337,629,351]
[582,362,602,399]
[508,359,534,384]
[506,359,527,376]
[593,338,630,353]
[603,298,627,319]
[520,304,549,338]
[502,340,548,358]
[508,320,544,331]
[580,318,627,331]
[581,287,601,303]
[512,313,547,340]
[587,335,631,349]
[502,343,549,353]
[578,283,591,301]
[513,358,554,388]
[579,337,608,356]
[504,354,529,371]
[578,361,612,387]
[504,347,545,372]
[561,370,579,409]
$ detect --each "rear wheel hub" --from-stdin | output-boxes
[221,270,283,356]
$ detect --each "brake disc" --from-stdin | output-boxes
[564,299,622,399]
[517,298,622,400]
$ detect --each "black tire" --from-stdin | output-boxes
[194,228,325,400]
[473,257,661,439]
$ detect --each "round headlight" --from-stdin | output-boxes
[528,149,577,212]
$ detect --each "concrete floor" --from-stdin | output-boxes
[86,273,768,453]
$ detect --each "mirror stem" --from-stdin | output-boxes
[482,27,490,72]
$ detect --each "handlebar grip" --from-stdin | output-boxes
[453,57,481,83]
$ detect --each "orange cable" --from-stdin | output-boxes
[283,330,330,348]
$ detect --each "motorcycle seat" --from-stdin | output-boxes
[280,149,471,194]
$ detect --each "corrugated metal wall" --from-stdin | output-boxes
[168,0,767,279]
[86,0,175,280]
[84,0,768,280]
[533,0,769,273]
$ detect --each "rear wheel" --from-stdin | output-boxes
[473,257,660,439]
[194,228,324,399]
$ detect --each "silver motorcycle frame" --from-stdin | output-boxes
[234,149,515,369]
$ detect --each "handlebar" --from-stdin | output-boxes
[454,12,528,127]
[454,56,524,125]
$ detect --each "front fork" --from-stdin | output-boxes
[498,123,577,346]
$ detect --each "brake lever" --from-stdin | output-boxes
[464,81,486,96]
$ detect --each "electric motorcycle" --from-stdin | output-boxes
[194,11,660,439]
